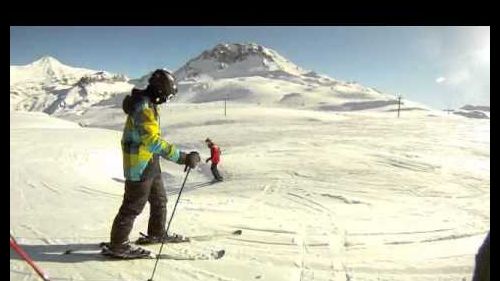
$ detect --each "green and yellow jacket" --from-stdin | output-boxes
[121,89,180,181]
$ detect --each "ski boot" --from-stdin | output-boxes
[135,232,190,245]
[100,242,151,259]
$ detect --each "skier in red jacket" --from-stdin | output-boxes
[205,138,223,182]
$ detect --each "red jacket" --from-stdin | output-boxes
[210,145,221,164]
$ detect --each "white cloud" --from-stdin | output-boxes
[474,45,490,65]
[409,27,489,106]
[447,68,471,86]
[434,28,489,105]
[435,77,446,84]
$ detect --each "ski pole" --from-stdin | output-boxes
[10,234,51,281]
[148,167,191,281]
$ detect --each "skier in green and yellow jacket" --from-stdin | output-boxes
[106,69,200,258]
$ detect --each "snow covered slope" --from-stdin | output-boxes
[11,104,489,281]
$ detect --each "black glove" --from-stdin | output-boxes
[206,158,210,163]
[178,151,200,172]
[186,151,201,168]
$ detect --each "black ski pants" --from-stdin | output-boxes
[211,163,223,180]
[110,174,166,247]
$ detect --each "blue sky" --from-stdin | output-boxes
[10,26,489,109]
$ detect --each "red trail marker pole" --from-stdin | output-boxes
[10,234,51,281]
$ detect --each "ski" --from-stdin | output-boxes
[61,242,225,260]
[136,232,191,244]
[59,229,240,260]
[97,242,224,260]
[136,229,242,244]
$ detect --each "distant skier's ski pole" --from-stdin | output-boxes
[10,234,51,281]
[148,167,191,281]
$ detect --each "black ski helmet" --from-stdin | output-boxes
[147,69,178,104]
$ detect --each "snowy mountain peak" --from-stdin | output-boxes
[10,56,134,114]
[10,56,96,86]
[199,43,276,63]
[175,42,307,80]
[30,55,64,67]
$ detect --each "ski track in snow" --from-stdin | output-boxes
[75,185,121,199]
[39,181,62,194]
